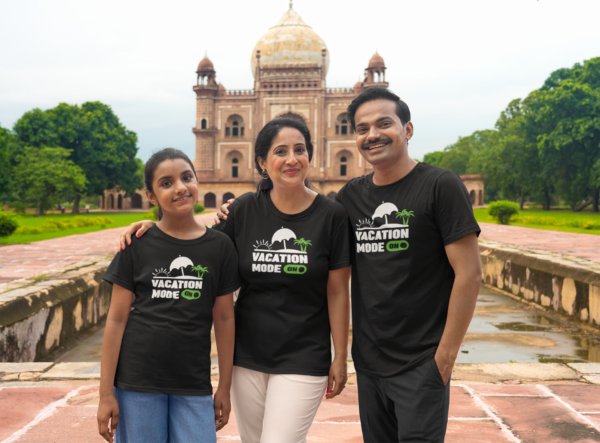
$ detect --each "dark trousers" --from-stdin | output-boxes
[357,358,450,443]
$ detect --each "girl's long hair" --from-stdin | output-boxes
[144,148,197,220]
[254,118,314,192]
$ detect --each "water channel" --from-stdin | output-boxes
[48,289,600,364]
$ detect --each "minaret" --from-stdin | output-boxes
[363,52,389,89]
[192,55,218,178]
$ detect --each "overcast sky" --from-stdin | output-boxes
[1,0,599,162]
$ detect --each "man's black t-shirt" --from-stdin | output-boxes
[103,226,240,396]
[213,191,351,376]
[336,163,481,377]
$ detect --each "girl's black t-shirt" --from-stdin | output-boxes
[212,191,351,376]
[103,226,240,396]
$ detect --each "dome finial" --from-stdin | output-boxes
[289,0,293,9]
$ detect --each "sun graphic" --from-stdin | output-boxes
[152,267,170,277]
[356,219,374,229]
[253,239,272,250]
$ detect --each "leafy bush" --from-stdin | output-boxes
[12,202,27,213]
[488,201,519,225]
[149,205,160,221]
[515,215,600,230]
[14,216,113,235]
[193,203,205,214]
[0,212,19,237]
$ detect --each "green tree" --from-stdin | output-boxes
[0,125,21,203]
[395,210,415,225]
[293,238,312,252]
[14,147,86,215]
[13,102,142,213]
[191,265,209,279]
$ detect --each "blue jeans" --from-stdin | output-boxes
[114,387,216,443]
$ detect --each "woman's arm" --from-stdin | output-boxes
[326,266,351,399]
[117,220,155,251]
[97,284,134,443]
[212,293,235,431]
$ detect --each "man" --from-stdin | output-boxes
[335,88,481,442]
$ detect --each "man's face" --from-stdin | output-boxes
[354,99,413,167]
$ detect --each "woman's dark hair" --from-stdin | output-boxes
[254,118,314,191]
[347,88,410,129]
[144,148,197,220]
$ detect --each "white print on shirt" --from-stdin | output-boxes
[355,202,412,254]
[150,255,207,300]
[252,227,311,274]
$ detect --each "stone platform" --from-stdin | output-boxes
[2,363,600,442]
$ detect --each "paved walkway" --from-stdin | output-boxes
[2,382,600,442]
[479,222,600,263]
[0,213,215,284]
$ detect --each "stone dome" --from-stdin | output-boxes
[197,56,214,72]
[368,52,385,69]
[251,6,329,77]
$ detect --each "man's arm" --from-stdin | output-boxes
[435,233,481,384]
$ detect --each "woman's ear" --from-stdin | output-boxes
[257,157,267,173]
[145,190,158,206]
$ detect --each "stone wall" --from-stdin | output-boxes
[480,240,600,327]
[0,261,112,362]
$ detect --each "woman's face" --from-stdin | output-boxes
[146,158,199,217]
[258,127,310,189]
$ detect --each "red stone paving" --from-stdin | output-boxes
[479,222,600,263]
[3,384,600,442]
[0,213,216,284]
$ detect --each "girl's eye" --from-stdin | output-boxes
[161,181,171,187]
[184,175,192,181]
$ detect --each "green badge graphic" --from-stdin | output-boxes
[284,264,307,274]
[181,289,201,300]
[386,240,409,252]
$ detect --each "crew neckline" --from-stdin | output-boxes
[265,190,323,221]
[368,162,423,190]
[151,224,212,245]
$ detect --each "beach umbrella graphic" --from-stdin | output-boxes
[170,256,194,276]
[372,202,399,225]
[272,227,296,250]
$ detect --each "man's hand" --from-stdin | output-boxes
[213,199,234,225]
[97,394,119,442]
[326,357,347,399]
[117,220,155,251]
[213,388,231,431]
[434,351,453,385]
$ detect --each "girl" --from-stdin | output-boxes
[98,148,240,443]
[119,119,351,443]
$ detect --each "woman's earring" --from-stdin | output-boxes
[261,169,269,179]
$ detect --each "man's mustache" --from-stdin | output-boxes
[361,136,393,150]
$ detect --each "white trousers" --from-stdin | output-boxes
[231,366,328,443]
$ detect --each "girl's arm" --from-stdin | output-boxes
[326,266,351,399]
[97,284,134,443]
[212,293,235,431]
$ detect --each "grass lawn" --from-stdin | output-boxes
[474,207,600,235]
[0,212,156,245]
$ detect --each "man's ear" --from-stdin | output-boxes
[404,122,414,141]
[145,190,158,207]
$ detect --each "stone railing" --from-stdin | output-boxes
[326,87,356,95]
[218,89,255,97]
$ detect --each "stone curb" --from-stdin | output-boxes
[2,362,600,383]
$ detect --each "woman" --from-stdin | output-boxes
[119,118,351,443]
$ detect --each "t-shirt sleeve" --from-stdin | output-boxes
[216,239,241,296]
[103,246,135,292]
[433,171,481,246]
[329,208,352,270]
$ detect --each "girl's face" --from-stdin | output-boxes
[258,127,310,189]
[146,159,199,217]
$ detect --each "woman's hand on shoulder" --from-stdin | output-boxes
[326,356,348,400]
[117,220,155,251]
[213,198,235,225]
[97,393,119,442]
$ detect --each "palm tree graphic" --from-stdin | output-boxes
[293,238,312,252]
[191,265,209,279]
[395,210,415,225]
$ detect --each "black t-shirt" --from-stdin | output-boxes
[212,191,351,376]
[103,226,241,396]
[336,163,480,377]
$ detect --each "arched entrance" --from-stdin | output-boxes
[132,193,142,209]
[204,193,216,208]
[109,194,115,209]
[118,194,123,209]
[223,192,235,205]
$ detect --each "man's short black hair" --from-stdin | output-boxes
[347,88,411,129]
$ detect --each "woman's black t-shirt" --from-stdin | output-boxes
[103,226,241,396]
[212,191,351,376]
